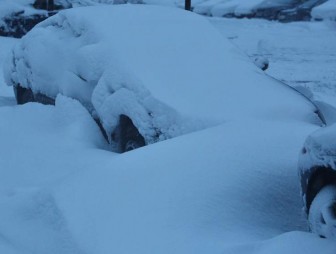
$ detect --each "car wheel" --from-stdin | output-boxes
[309,184,336,239]
[14,85,35,104]
[124,139,142,152]
[113,114,145,153]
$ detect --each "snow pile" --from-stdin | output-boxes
[0,96,108,253]
[0,97,332,253]
[0,95,107,189]
[11,119,326,254]
[0,188,81,254]
[312,0,336,21]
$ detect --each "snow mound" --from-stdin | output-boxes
[252,231,336,254]
[0,188,82,254]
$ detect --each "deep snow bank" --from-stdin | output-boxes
[0,95,332,253]
[47,120,327,253]
[0,103,331,253]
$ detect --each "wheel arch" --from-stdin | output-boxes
[305,166,336,214]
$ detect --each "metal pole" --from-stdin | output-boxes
[185,0,191,11]
[48,0,54,11]
[33,0,54,11]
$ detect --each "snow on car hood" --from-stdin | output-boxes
[4,5,320,143]
[299,124,336,172]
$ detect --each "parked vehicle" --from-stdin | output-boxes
[4,5,324,153]
[299,124,336,238]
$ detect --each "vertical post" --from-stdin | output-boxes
[33,0,54,11]
[47,0,54,11]
[185,0,191,11]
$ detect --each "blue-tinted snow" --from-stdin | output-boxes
[0,3,336,254]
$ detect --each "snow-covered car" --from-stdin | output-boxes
[299,125,336,239]
[4,4,324,153]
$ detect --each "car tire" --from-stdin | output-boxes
[309,184,336,239]
[124,139,142,152]
[14,85,35,104]
[117,114,145,153]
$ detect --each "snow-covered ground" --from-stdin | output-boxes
[210,18,336,108]
[0,4,336,254]
[312,0,336,21]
